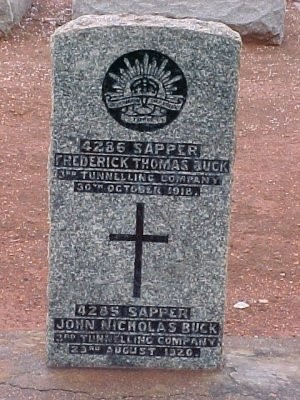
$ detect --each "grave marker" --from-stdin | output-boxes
[72,0,286,45]
[47,15,241,369]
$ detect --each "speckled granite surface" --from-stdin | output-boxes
[47,15,241,368]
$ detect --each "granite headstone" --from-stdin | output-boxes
[47,15,241,369]
[72,0,286,45]
[0,0,32,35]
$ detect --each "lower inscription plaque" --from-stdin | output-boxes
[53,304,220,358]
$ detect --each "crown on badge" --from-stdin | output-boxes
[108,53,182,100]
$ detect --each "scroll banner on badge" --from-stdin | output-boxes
[105,95,185,111]
[122,115,166,124]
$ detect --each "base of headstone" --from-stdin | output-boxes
[2,332,300,400]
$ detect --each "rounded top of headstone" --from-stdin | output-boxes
[53,14,241,43]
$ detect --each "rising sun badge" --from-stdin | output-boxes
[102,50,187,132]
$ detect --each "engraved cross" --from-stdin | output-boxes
[109,203,169,298]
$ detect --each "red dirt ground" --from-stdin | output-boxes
[0,0,299,336]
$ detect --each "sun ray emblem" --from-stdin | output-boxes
[102,50,187,132]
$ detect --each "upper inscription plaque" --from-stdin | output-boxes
[102,50,187,132]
